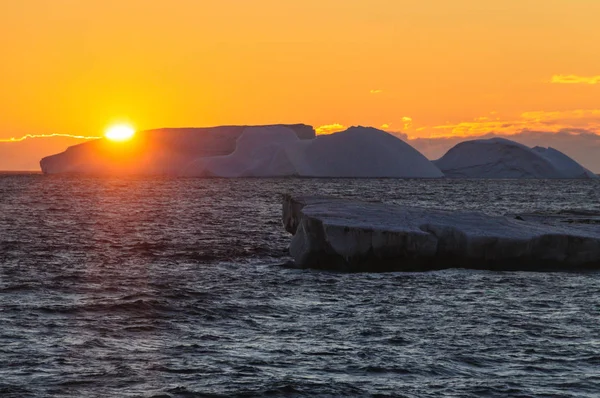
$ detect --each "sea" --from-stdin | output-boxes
[1,173,600,397]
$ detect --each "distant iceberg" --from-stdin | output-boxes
[41,125,444,178]
[181,126,303,177]
[531,146,598,178]
[296,127,444,178]
[182,126,444,178]
[39,124,315,175]
[434,137,598,179]
[40,126,596,179]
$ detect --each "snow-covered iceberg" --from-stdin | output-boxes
[295,127,443,178]
[434,137,597,179]
[182,126,444,178]
[181,126,304,177]
[283,195,600,272]
[531,146,598,178]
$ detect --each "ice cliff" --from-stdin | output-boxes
[434,138,597,179]
[283,195,600,272]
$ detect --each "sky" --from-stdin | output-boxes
[0,0,599,169]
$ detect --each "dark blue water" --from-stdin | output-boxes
[1,174,600,397]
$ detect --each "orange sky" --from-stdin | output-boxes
[1,0,599,142]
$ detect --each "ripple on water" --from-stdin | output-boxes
[1,175,600,397]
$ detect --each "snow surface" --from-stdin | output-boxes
[434,137,598,179]
[283,195,600,272]
[182,126,444,178]
[182,126,302,177]
[532,146,597,178]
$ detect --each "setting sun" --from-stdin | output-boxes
[105,125,135,142]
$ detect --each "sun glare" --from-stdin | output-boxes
[105,124,135,142]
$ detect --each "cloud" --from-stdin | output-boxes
[315,123,346,135]
[431,109,600,138]
[0,133,100,143]
[0,134,98,171]
[401,116,413,130]
[521,109,600,121]
[551,75,600,85]
[380,123,390,129]
[370,89,383,94]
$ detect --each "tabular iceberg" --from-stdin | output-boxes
[39,124,315,175]
[283,195,600,272]
[434,137,597,179]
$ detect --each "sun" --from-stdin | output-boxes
[105,124,135,142]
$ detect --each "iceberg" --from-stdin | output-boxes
[181,125,305,177]
[283,195,600,272]
[182,126,444,178]
[294,127,443,178]
[39,124,315,175]
[434,137,597,179]
[531,146,598,179]
[40,124,442,177]
[38,126,598,178]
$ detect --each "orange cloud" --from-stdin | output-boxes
[370,89,383,94]
[315,123,346,135]
[431,109,600,138]
[0,133,100,143]
[551,75,600,85]
[402,117,413,130]
[520,109,600,121]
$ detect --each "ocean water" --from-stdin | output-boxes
[1,174,600,397]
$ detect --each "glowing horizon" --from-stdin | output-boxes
[1,0,599,152]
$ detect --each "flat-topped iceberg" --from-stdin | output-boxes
[40,124,315,175]
[434,137,597,179]
[283,195,600,272]
[183,126,444,178]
